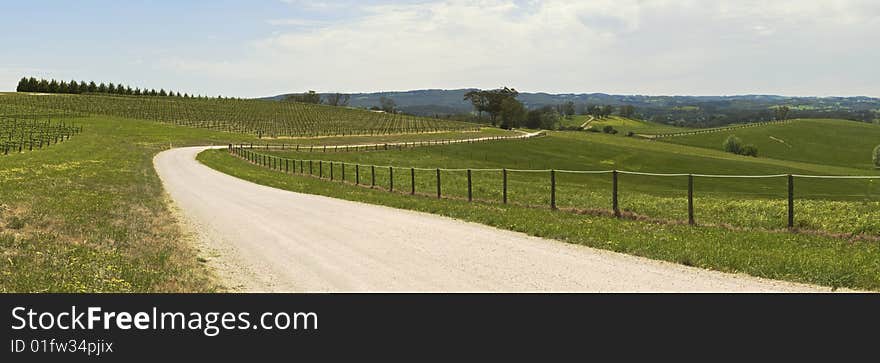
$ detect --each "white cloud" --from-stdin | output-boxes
[162,0,880,97]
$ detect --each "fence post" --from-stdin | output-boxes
[286,159,289,173]
[467,169,473,202]
[411,168,415,195]
[688,174,694,225]
[330,162,334,180]
[788,174,794,229]
[371,165,376,187]
[503,168,508,204]
[550,169,557,210]
[612,170,620,217]
[356,165,360,185]
[389,167,394,192]
[436,168,441,199]
[309,160,313,175]
[319,161,323,178]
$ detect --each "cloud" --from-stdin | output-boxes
[162,0,880,97]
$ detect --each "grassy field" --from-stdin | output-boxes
[664,119,880,170]
[199,149,880,290]
[560,115,687,135]
[256,131,880,236]
[0,113,494,292]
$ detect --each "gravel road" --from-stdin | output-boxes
[154,146,828,292]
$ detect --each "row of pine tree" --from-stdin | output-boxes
[15,77,208,98]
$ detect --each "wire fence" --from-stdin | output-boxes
[237,131,545,153]
[228,144,880,237]
[648,120,796,139]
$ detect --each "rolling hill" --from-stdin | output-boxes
[663,119,880,170]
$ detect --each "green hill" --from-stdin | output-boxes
[560,115,687,135]
[663,119,880,170]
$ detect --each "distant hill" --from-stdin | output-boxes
[265,89,880,128]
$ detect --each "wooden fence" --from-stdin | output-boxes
[228,145,880,231]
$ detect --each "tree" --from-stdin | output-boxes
[874,145,880,168]
[600,105,615,118]
[526,106,560,129]
[774,105,790,121]
[379,96,396,113]
[285,91,322,104]
[68,80,79,94]
[47,79,60,93]
[464,90,489,118]
[619,105,636,118]
[464,87,519,126]
[561,101,575,118]
[741,144,759,157]
[16,77,27,92]
[498,97,526,129]
[87,81,98,93]
[723,136,743,154]
[325,93,350,107]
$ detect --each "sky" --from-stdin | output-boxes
[1,0,878,98]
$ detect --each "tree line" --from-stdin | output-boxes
[283,91,352,107]
[15,76,224,99]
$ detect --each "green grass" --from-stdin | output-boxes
[560,115,687,135]
[588,116,687,135]
[199,149,880,290]
[257,131,880,235]
[664,119,880,170]
[0,114,493,292]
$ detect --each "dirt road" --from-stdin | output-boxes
[154,146,827,292]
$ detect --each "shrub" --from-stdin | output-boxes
[741,144,759,157]
[602,125,615,134]
[723,136,743,154]
[874,145,880,167]
[626,131,635,137]
[722,135,758,157]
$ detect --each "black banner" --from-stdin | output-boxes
[1,294,876,361]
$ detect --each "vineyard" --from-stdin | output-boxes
[0,116,81,155]
[0,93,478,137]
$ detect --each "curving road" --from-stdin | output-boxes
[154,146,827,292]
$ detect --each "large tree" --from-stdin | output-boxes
[16,77,27,92]
[464,87,519,126]
[285,90,322,104]
[619,105,636,118]
[379,96,396,113]
[325,93,350,107]
[774,105,790,121]
[526,106,560,129]
[498,97,526,129]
